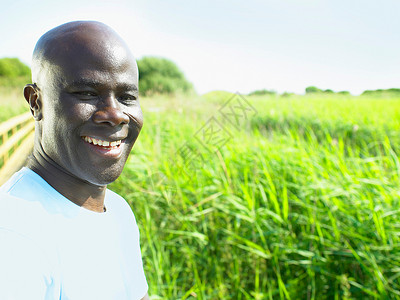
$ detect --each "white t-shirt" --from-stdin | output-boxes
[0,167,148,300]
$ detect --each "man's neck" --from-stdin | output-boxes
[27,150,107,213]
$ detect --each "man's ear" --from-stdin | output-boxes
[24,84,42,120]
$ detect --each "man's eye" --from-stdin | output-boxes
[119,95,137,103]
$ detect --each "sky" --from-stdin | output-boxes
[0,0,399,95]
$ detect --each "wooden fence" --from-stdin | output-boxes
[0,112,35,185]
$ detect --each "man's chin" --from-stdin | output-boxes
[79,166,124,186]
[88,174,122,186]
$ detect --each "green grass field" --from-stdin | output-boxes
[1,88,400,299]
[111,92,400,299]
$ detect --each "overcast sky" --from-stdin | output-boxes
[1,0,399,95]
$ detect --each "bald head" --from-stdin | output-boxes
[24,21,142,186]
[31,21,136,85]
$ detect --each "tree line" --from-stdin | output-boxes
[0,57,193,96]
[249,86,400,97]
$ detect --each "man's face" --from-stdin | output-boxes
[37,41,142,185]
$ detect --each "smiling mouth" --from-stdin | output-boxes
[82,136,122,148]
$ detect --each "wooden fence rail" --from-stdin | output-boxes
[0,112,35,185]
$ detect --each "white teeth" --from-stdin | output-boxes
[83,136,122,147]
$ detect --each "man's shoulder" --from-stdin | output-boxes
[0,191,60,278]
[105,188,131,210]
[0,168,60,237]
[0,191,42,223]
[105,188,138,223]
[0,167,46,200]
[0,191,55,243]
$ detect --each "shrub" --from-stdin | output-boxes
[362,88,400,97]
[0,58,30,78]
[0,58,31,88]
[137,56,193,96]
[306,87,351,96]
[305,86,322,94]
[248,89,276,96]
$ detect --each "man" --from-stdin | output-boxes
[0,21,149,299]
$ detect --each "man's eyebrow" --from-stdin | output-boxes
[68,79,104,88]
[117,82,138,92]
[67,79,138,91]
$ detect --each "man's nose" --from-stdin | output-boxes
[92,96,129,126]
